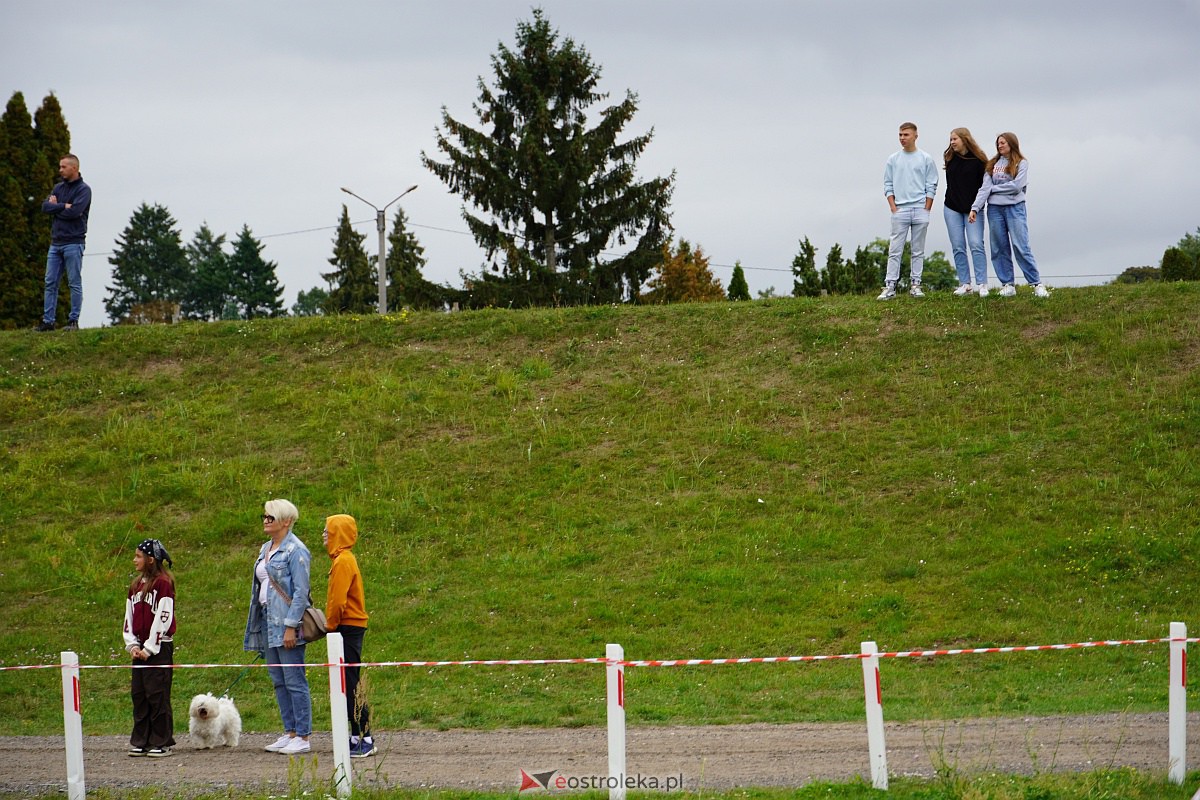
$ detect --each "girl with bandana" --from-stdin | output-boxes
[123,539,177,757]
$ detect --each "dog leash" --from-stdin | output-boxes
[218,652,261,698]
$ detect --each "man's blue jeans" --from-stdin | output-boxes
[987,202,1041,286]
[266,644,312,736]
[943,207,987,286]
[43,243,84,324]
[886,205,929,284]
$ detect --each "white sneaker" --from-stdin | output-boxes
[953,284,972,296]
[977,284,989,297]
[999,284,1016,297]
[1033,283,1050,298]
[876,284,896,301]
[279,737,311,755]
[909,282,925,298]
[264,734,292,752]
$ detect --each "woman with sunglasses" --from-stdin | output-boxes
[243,499,314,755]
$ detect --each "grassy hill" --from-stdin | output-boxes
[1,283,1198,737]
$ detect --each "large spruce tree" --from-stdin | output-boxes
[105,203,189,324]
[422,9,674,307]
[228,225,284,318]
[322,205,374,314]
[181,223,230,321]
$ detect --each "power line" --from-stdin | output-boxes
[81,216,1130,282]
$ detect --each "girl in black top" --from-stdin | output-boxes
[943,128,990,296]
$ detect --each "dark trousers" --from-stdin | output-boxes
[130,640,175,749]
[339,625,371,737]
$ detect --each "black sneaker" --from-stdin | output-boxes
[145,747,172,758]
[63,321,79,331]
[35,321,55,332]
[128,746,147,757]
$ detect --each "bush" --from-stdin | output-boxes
[1161,247,1194,281]
[1114,266,1160,285]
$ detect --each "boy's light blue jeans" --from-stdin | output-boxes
[885,205,929,284]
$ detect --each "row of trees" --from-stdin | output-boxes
[314,205,445,315]
[0,91,71,330]
[790,236,954,297]
[105,204,285,323]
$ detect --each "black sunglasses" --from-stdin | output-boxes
[262,514,276,523]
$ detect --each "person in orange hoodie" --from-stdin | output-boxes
[322,514,375,757]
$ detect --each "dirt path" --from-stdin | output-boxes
[2,713,1195,795]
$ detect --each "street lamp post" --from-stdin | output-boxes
[340,184,418,314]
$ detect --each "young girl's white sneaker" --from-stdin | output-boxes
[953,284,972,296]
[977,284,989,297]
[1033,284,1050,298]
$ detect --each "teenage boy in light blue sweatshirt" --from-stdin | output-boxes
[879,123,938,300]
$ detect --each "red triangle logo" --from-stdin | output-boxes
[519,769,542,792]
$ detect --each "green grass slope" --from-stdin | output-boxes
[1,284,1198,736]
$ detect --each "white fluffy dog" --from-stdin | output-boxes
[188,693,242,748]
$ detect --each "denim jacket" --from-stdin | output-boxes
[243,532,312,653]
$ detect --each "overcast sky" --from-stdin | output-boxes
[4,1,1199,327]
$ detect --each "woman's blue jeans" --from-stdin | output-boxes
[987,202,1041,285]
[943,206,987,285]
[266,644,311,736]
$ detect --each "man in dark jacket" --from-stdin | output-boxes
[37,153,91,331]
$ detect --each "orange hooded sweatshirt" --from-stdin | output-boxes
[324,514,369,630]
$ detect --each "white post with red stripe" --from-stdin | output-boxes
[861,641,887,790]
[60,651,85,800]
[326,633,351,798]
[606,643,626,800]
[1168,621,1186,785]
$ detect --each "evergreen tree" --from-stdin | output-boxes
[228,225,284,318]
[0,125,32,329]
[105,203,189,324]
[422,9,674,307]
[293,287,329,317]
[643,240,725,304]
[0,93,40,329]
[386,206,442,311]
[727,261,750,301]
[822,243,850,295]
[791,237,821,297]
[851,240,888,294]
[322,205,374,314]
[181,223,230,321]
[33,94,70,188]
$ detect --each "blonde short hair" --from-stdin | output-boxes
[264,498,299,529]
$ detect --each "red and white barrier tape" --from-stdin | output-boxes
[3,638,1194,672]
[623,638,1194,667]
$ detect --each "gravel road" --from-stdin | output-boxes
[3,713,1196,796]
